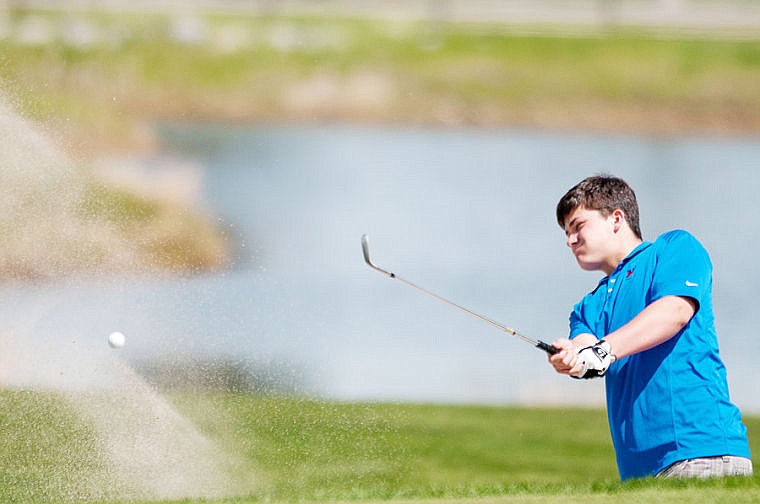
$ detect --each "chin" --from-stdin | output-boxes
[575,257,599,272]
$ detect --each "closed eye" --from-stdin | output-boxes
[566,220,583,237]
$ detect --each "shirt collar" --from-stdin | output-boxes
[594,241,652,288]
[612,241,651,274]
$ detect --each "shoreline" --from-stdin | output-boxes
[74,101,760,162]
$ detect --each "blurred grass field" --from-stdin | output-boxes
[2,8,760,159]
[1,389,758,503]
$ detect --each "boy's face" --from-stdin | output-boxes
[563,205,618,273]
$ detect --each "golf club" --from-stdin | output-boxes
[361,234,559,355]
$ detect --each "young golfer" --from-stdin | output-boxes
[550,174,752,480]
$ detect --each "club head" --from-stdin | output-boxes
[361,234,393,276]
[361,234,373,266]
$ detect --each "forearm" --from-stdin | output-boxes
[602,295,696,359]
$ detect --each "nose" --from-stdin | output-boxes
[566,232,578,248]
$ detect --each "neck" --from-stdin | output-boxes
[603,235,643,276]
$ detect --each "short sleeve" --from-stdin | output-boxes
[650,230,711,310]
[568,297,596,339]
[568,280,604,339]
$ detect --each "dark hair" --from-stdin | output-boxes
[556,175,642,239]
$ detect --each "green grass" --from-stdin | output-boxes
[170,394,619,500]
[1,389,758,503]
[0,391,113,503]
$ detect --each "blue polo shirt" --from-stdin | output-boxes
[569,229,750,480]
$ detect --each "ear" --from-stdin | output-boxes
[611,209,626,233]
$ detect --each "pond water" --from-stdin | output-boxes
[3,123,759,412]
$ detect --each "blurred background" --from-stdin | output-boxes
[1,0,759,413]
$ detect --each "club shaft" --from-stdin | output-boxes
[392,274,536,344]
[362,235,558,355]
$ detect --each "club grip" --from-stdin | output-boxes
[536,340,560,355]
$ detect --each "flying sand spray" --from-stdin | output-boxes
[0,95,256,501]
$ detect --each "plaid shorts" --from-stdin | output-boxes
[657,456,754,479]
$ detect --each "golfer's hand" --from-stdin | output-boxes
[573,340,615,379]
[548,338,580,375]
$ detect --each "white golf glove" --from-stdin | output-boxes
[572,340,615,379]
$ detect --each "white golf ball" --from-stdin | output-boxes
[108,331,126,349]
